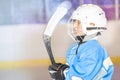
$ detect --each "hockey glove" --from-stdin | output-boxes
[48,63,69,80]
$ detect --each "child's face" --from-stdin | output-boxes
[73,20,85,36]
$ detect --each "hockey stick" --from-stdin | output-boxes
[43,1,72,65]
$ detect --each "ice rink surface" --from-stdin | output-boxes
[0,65,119,80]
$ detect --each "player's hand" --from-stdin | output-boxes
[48,63,69,80]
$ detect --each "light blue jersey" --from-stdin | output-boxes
[65,40,114,80]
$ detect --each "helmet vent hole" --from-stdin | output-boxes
[77,13,79,15]
[99,13,103,15]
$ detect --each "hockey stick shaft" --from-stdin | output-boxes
[43,1,71,65]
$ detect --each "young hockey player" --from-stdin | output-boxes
[48,4,114,80]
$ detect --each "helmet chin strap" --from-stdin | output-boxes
[76,32,101,43]
[76,36,85,43]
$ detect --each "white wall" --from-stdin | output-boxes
[0,24,48,61]
[0,20,120,61]
[98,20,120,56]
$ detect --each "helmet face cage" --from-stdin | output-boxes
[67,19,78,41]
[67,18,86,42]
[67,4,107,41]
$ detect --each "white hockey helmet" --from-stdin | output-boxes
[68,4,107,41]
